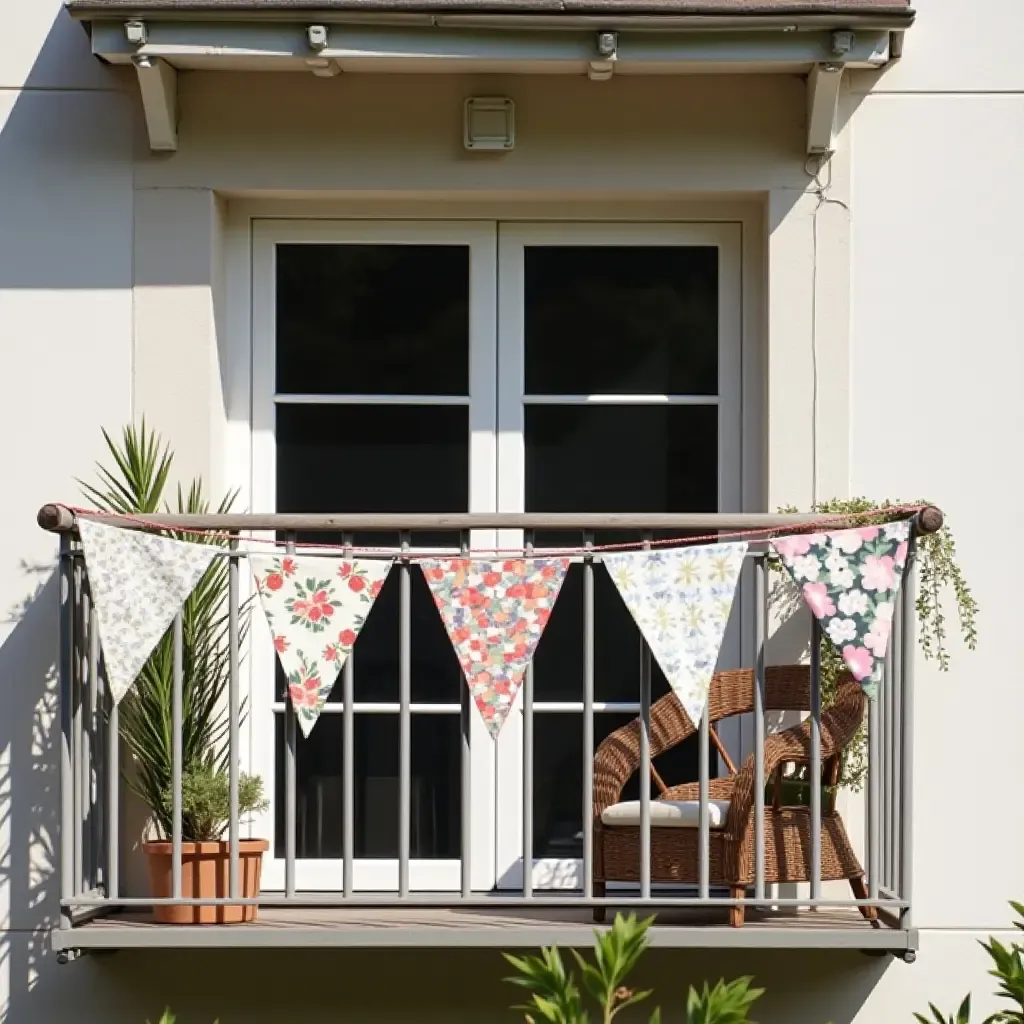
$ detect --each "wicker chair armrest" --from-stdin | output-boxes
[724,679,866,839]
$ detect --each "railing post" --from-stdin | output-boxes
[59,534,75,930]
[460,530,472,899]
[228,535,241,899]
[399,532,412,898]
[753,555,767,903]
[899,550,916,929]
[171,611,184,900]
[342,532,355,899]
[639,535,652,901]
[73,555,85,899]
[582,533,595,900]
[284,533,297,899]
[809,619,822,902]
[88,600,102,892]
[868,663,880,906]
[522,531,535,899]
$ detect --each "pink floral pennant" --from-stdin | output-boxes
[251,555,392,736]
[771,519,913,696]
[421,557,570,739]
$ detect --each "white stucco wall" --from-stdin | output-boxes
[0,1,1020,1021]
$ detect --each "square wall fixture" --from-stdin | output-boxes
[464,97,515,151]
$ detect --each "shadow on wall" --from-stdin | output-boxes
[4,945,891,1024]
[0,567,60,1017]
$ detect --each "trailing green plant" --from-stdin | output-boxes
[81,421,254,840]
[915,901,1024,1024]
[504,913,764,1024]
[772,497,977,791]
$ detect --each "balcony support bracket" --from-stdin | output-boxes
[131,53,178,152]
[806,61,844,156]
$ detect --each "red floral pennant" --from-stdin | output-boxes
[251,555,392,736]
[420,557,570,738]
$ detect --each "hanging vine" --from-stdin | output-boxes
[771,497,978,791]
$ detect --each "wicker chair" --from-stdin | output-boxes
[592,665,871,927]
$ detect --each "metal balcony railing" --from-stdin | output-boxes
[38,504,941,957]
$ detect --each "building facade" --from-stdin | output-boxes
[1,0,1021,1020]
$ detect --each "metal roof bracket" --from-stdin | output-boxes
[588,31,617,81]
[128,34,178,153]
[806,60,843,156]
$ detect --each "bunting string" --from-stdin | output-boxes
[58,503,930,559]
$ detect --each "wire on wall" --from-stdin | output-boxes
[804,152,850,508]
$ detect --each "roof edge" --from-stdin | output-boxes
[65,0,915,28]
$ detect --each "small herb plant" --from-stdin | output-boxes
[173,758,268,843]
[504,913,764,1024]
[772,497,977,791]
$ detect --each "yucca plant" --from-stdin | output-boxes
[81,421,254,840]
[504,913,765,1024]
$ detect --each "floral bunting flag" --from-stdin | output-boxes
[251,555,392,736]
[603,543,748,729]
[77,519,219,705]
[421,557,570,739]
[771,519,913,696]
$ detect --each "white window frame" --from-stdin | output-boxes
[249,219,499,892]
[234,212,751,893]
[492,221,744,889]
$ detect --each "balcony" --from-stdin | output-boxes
[39,506,934,961]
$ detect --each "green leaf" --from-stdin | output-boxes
[685,977,764,1024]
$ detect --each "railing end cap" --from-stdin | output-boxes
[915,505,943,535]
[38,504,76,533]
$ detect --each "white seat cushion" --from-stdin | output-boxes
[600,798,731,829]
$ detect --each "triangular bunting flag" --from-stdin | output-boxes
[251,555,392,736]
[421,557,570,739]
[771,519,913,696]
[603,543,748,728]
[78,519,219,705]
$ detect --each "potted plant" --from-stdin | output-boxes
[82,422,268,924]
[144,758,268,924]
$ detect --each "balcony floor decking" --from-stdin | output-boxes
[53,904,916,954]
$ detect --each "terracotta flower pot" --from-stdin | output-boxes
[143,839,268,924]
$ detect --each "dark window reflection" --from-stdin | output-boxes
[276,244,469,396]
[276,403,467,549]
[524,246,718,396]
[274,713,462,859]
[526,404,718,550]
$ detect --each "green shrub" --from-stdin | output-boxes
[504,913,764,1024]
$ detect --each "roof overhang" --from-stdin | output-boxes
[67,0,914,154]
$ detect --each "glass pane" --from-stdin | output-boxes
[526,404,717,548]
[276,244,469,396]
[533,563,673,704]
[276,404,468,549]
[524,246,718,396]
[531,713,706,859]
[274,713,462,859]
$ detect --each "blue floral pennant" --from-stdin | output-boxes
[603,543,748,728]
[771,519,912,697]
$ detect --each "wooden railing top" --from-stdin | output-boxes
[36,504,945,536]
